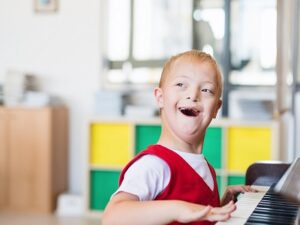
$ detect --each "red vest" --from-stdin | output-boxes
[119,145,220,225]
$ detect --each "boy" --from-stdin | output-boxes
[102,50,255,225]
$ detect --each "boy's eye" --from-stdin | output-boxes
[176,83,184,87]
[202,89,213,94]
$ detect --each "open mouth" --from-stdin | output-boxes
[179,107,200,117]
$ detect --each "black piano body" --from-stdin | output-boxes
[216,158,300,225]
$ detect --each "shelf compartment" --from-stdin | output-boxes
[135,125,161,154]
[227,175,245,185]
[203,127,222,169]
[90,170,121,210]
[227,127,271,172]
[90,123,133,167]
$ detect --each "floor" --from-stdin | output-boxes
[0,212,101,225]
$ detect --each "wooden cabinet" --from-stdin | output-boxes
[0,108,8,209]
[0,107,68,213]
[85,118,279,214]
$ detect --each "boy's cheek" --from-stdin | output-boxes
[157,98,164,108]
[211,108,220,118]
[213,100,222,117]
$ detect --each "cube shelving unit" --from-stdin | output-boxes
[85,117,279,215]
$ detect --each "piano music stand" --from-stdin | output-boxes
[274,157,300,203]
[245,161,290,186]
[274,157,300,224]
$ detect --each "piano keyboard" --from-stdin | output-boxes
[216,185,299,225]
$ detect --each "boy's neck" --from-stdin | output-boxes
[157,136,204,154]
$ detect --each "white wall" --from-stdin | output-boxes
[296,92,300,158]
[0,0,102,194]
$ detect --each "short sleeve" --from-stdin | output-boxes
[113,155,171,201]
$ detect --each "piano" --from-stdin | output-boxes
[216,158,300,225]
[216,185,299,225]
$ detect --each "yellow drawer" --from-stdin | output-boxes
[227,127,272,172]
[90,123,132,167]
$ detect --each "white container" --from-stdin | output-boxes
[56,193,84,217]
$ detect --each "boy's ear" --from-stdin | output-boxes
[213,99,222,118]
[154,87,164,108]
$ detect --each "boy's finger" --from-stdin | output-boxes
[207,213,231,222]
[213,202,236,214]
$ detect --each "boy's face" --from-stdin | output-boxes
[154,56,222,143]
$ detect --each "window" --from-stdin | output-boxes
[101,0,279,118]
[229,0,277,86]
[103,0,224,87]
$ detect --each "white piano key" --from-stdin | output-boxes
[216,217,247,225]
[216,186,270,225]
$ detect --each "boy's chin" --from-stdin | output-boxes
[176,131,204,144]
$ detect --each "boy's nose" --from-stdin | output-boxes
[186,88,201,102]
[186,95,200,102]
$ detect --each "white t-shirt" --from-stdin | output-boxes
[115,148,214,201]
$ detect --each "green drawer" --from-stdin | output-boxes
[228,175,245,185]
[135,125,161,154]
[90,170,120,210]
[202,127,222,169]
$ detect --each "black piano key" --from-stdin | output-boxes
[247,213,295,224]
[245,187,299,225]
[251,207,297,217]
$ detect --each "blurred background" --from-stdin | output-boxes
[0,0,299,223]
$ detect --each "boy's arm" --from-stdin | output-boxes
[102,192,236,225]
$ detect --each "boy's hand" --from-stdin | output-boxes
[221,185,258,206]
[176,201,236,223]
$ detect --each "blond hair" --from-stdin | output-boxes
[159,50,223,97]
